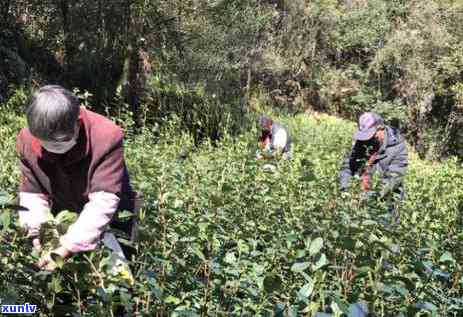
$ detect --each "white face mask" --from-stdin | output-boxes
[40,123,80,154]
[41,138,77,154]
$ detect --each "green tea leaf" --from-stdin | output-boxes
[439,251,455,263]
[313,254,328,271]
[55,210,78,225]
[0,192,11,206]
[414,301,438,312]
[263,273,283,293]
[309,237,324,256]
[297,280,314,301]
[164,295,181,305]
[0,211,11,230]
[224,252,236,264]
[291,262,310,273]
[116,210,134,220]
[348,301,369,317]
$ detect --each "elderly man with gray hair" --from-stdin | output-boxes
[16,85,140,271]
[339,112,408,219]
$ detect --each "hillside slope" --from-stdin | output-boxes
[0,112,462,316]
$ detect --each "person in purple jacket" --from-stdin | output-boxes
[339,112,408,221]
[16,85,141,271]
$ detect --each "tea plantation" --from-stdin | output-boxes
[0,111,462,316]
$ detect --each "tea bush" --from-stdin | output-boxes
[0,110,462,316]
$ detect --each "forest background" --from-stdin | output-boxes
[2,0,463,160]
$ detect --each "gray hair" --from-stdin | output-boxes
[26,85,80,141]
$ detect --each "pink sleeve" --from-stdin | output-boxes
[60,191,119,253]
[18,192,50,236]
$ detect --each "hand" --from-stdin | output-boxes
[25,230,42,253]
[37,253,57,272]
[37,246,72,272]
[32,238,42,253]
[52,245,72,259]
[261,140,270,151]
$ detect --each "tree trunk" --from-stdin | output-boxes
[118,43,133,90]
[59,0,72,71]
[1,0,10,28]
[243,63,252,114]
[117,0,133,91]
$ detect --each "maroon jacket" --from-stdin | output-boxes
[16,107,135,215]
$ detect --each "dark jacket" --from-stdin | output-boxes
[339,126,408,194]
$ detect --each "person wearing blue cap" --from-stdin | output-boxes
[339,112,408,217]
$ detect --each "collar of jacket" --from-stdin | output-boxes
[376,126,401,159]
[30,106,91,165]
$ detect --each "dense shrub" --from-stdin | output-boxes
[258,0,463,159]
[1,106,462,316]
[4,0,463,157]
